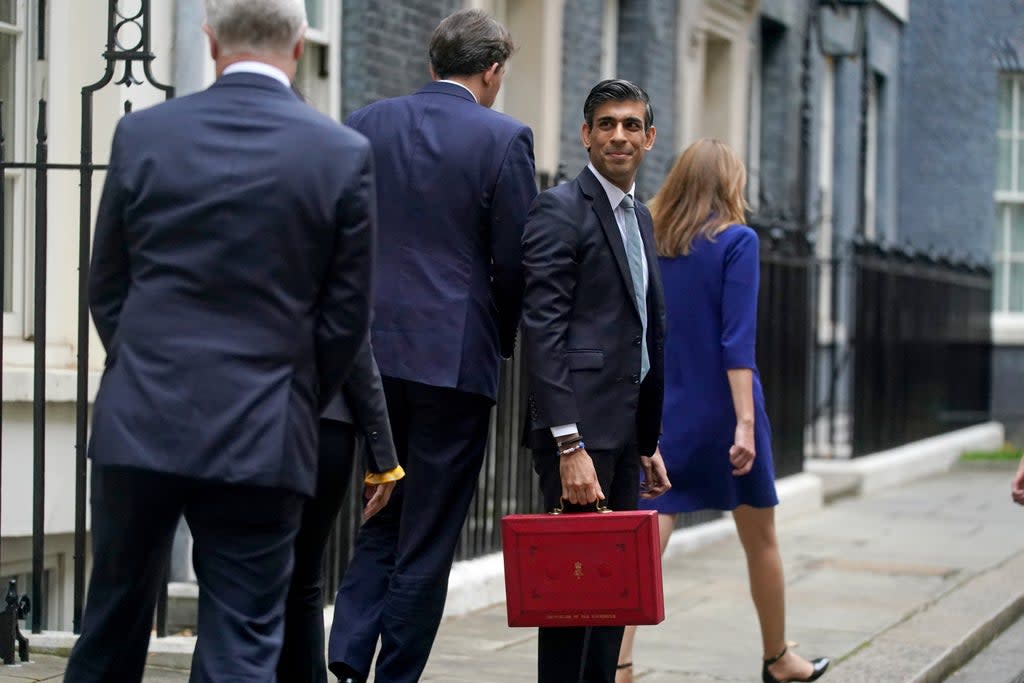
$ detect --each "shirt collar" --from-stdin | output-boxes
[587,163,635,210]
[223,61,291,89]
[436,79,479,103]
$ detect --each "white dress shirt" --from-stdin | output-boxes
[437,79,478,103]
[551,165,650,440]
[223,61,291,88]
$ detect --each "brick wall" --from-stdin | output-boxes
[341,0,463,118]
[615,0,678,200]
[559,0,605,179]
[897,0,1022,259]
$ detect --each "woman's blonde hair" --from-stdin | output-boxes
[650,138,750,257]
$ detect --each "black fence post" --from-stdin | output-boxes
[31,100,48,635]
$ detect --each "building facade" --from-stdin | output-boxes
[896,0,1024,442]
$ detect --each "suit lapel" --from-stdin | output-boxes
[578,169,638,307]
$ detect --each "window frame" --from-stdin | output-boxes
[995,72,1024,318]
[1,0,28,336]
[863,70,878,241]
[295,0,341,118]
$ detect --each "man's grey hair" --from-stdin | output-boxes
[204,0,307,56]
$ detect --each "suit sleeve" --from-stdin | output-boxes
[89,118,132,353]
[340,333,399,474]
[721,229,760,370]
[316,141,376,410]
[490,126,537,359]
[521,191,580,428]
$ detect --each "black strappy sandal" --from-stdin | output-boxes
[762,646,830,683]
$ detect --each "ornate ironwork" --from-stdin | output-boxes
[72,0,175,636]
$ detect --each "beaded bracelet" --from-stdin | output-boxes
[558,440,586,456]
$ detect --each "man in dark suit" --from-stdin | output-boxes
[521,79,672,683]
[63,1,374,681]
[328,9,537,683]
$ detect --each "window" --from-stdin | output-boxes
[700,33,732,143]
[863,71,877,240]
[1,0,25,326]
[754,18,788,215]
[995,73,1024,313]
[295,0,340,117]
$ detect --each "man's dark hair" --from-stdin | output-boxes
[583,79,654,130]
[429,9,515,79]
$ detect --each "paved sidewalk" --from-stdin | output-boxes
[3,462,1022,682]
[420,462,1024,682]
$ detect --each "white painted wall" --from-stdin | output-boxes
[0,0,194,611]
[675,0,757,156]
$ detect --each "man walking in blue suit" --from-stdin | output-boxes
[63,1,375,681]
[328,8,537,682]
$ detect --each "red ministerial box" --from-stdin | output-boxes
[501,509,665,627]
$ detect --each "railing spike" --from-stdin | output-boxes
[35,100,47,143]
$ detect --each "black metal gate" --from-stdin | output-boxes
[0,0,173,640]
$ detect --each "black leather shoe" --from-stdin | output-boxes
[330,660,365,683]
[762,646,830,683]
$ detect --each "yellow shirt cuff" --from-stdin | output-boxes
[364,465,405,485]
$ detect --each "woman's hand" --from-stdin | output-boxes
[729,420,756,476]
[363,481,397,522]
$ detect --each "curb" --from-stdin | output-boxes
[30,632,197,670]
[805,422,1004,497]
[909,581,1024,683]
[829,550,1024,683]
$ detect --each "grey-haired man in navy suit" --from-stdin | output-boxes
[64,1,375,680]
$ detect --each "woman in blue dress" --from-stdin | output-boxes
[616,139,829,683]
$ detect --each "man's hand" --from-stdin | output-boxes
[729,420,756,476]
[1012,454,1024,506]
[559,449,604,505]
[363,481,397,522]
[640,447,671,499]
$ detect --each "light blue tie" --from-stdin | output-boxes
[620,194,649,382]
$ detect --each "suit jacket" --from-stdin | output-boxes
[88,72,375,496]
[345,81,537,401]
[320,334,398,474]
[521,167,666,456]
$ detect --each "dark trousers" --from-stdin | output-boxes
[278,420,359,683]
[328,377,492,683]
[64,464,303,683]
[533,444,641,683]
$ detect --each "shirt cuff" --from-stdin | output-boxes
[364,465,405,485]
[550,423,580,438]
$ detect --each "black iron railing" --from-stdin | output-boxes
[753,225,813,478]
[0,0,172,644]
[850,241,992,455]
